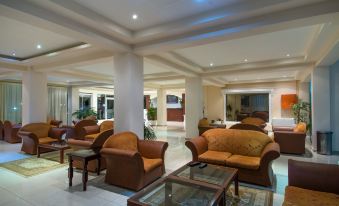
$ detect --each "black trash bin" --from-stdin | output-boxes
[317,131,333,155]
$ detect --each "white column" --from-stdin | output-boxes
[311,67,331,150]
[22,70,48,125]
[185,77,203,138]
[114,53,144,138]
[157,88,167,126]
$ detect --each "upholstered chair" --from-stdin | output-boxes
[3,120,22,143]
[230,123,268,134]
[62,119,97,140]
[83,120,114,140]
[67,129,114,172]
[0,120,4,140]
[274,122,306,154]
[198,118,226,135]
[241,117,267,129]
[49,120,62,128]
[101,132,168,191]
[18,123,66,154]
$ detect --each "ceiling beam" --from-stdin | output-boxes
[0,0,131,53]
[0,61,27,71]
[144,75,183,83]
[203,77,225,87]
[134,1,339,55]
[50,71,112,84]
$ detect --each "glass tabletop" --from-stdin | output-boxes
[173,164,236,187]
[137,178,218,206]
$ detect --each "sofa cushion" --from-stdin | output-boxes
[293,122,306,133]
[241,117,265,126]
[38,137,58,144]
[226,155,260,170]
[198,118,209,127]
[283,186,339,206]
[103,131,138,151]
[198,150,231,165]
[21,123,51,138]
[100,121,114,132]
[142,157,162,173]
[202,129,273,157]
[85,133,99,140]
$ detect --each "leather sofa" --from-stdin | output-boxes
[251,111,269,122]
[274,122,306,154]
[18,123,66,154]
[62,120,97,140]
[0,120,3,140]
[101,131,168,191]
[83,120,114,140]
[185,128,280,186]
[283,159,339,206]
[229,123,268,134]
[241,117,267,129]
[67,129,113,172]
[4,120,22,143]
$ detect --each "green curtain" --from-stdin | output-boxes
[0,82,22,123]
[48,86,68,124]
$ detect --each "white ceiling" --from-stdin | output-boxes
[73,0,237,30]
[0,16,78,58]
[175,25,319,67]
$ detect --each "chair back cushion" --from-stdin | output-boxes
[100,120,114,132]
[20,123,51,138]
[293,122,306,133]
[103,131,138,151]
[198,118,209,127]
[241,117,265,126]
[202,128,272,157]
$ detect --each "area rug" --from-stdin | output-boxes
[226,185,272,206]
[0,150,71,177]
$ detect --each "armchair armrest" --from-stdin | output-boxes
[288,159,339,194]
[49,128,66,140]
[185,136,208,161]
[82,125,100,135]
[17,131,39,144]
[101,148,140,159]
[138,140,168,159]
[273,126,294,132]
[260,142,280,165]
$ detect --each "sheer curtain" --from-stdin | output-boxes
[0,82,22,123]
[48,86,68,124]
[250,94,269,111]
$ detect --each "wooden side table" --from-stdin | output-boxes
[67,149,101,191]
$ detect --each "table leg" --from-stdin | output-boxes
[37,146,40,158]
[82,159,88,191]
[60,149,64,164]
[68,156,73,187]
[97,157,101,175]
[220,191,226,206]
[234,173,239,196]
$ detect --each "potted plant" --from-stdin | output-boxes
[144,121,156,140]
[147,106,157,125]
[292,100,311,134]
[72,107,97,120]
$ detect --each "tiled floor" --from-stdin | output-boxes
[0,124,338,206]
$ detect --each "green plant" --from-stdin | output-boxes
[226,104,233,119]
[292,100,311,133]
[144,123,156,140]
[147,107,157,120]
[72,107,97,120]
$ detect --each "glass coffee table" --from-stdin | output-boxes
[128,176,224,206]
[127,162,238,206]
[37,141,70,164]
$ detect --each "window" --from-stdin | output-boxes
[96,94,114,120]
[79,93,92,110]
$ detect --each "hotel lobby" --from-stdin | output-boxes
[0,0,339,206]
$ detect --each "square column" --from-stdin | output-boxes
[156,88,167,126]
[114,53,144,138]
[22,70,48,125]
[185,77,203,138]
[311,67,331,150]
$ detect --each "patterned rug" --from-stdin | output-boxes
[0,150,71,177]
[226,185,273,206]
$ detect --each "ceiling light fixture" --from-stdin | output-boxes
[244,59,248,62]
[286,54,290,57]
[12,52,16,56]
[37,44,42,49]
[209,62,214,67]
[132,14,138,20]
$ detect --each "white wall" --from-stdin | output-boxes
[330,61,339,152]
[311,67,331,150]
[203,86,225,121]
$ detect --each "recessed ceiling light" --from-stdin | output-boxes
[37,44,42,49]
[12,52,16,56]
[244,59,248,62]
[286,54,290,57]
[132,14,138,20]
[209,62,214,67]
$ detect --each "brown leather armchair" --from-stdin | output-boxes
[251,111,269,122]
[274,123,306,154]
[283,160,339,206]
[4,120,22,143]
[241,117,267,129]
[101,131,168,191]
[49,120,62,128]
[18,123,66,154]
[0,120,3,140]
[67,129,114,172]
[62,120,97,140]
[230,123,268,134]
[83,120,114,140]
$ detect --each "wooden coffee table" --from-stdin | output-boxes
[37,142,70,164]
